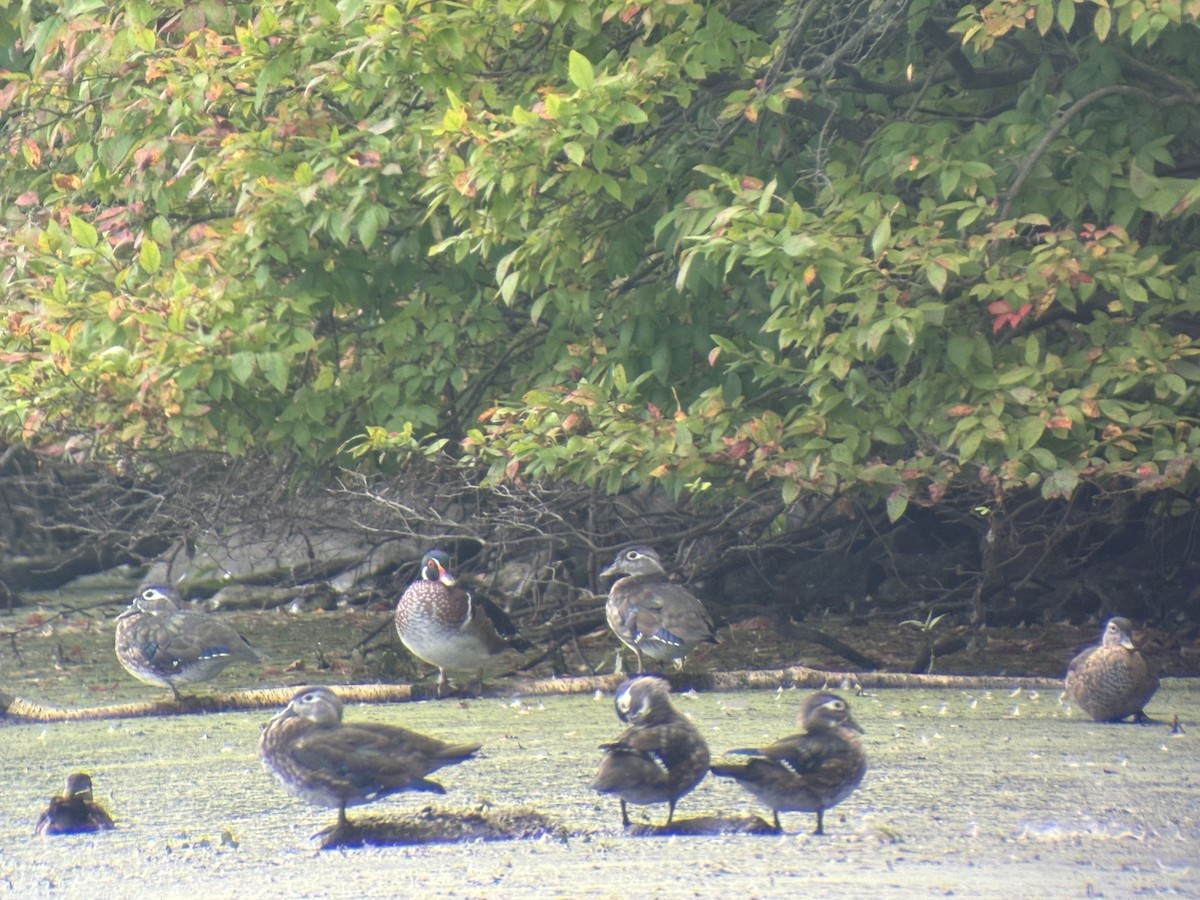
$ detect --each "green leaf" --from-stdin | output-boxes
[947,335,973,371]
[1098,399,1129,423]
[926,261,947,294]
[139,238,161,274]
[568,50,594,90]
[230,352,255,385]
[1041,467,1080,499]
[357,209,379,249]
[959,429,983,461]
[870,216,892,258]
[69,215,98,249]
[1024,335,1041,368]
[563,141,585,165]
[499,270,520,305]
[1030,447,1058,469]
[1019,416,1045,449]
[1129,162,1156,199]
[1056,0,1076,34]
[1035,0,1054,34]
[939,167,961,199]
[257,352,289,393]
[886,490,909,522]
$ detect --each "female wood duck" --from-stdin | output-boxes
[394,550,531,696]
[591,675,710,829]
[259,686,481,845]
[711,691,867,835]
[35,772,116,835]
[1065,616,1160,723]
[599,546,718,673]
[114,585,261,700]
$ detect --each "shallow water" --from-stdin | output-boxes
[2,682,1198,898]
[2,594,1199,897]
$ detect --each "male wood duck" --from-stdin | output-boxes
[1065,616,1160,723]
[394,549,531,696]
[591,675,710,828]
[599,546,718,673]
[114,585,261,699]
[711,691,867,835]
[259,686,480,844]
[34,772,116,835]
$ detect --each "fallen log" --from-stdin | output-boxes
[0,664,1065,723]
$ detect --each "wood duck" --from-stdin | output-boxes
[1065,616,1160,723]
[711,691,867,835]
[259,686,481,845]
[34,772,116,835]
[599,546,718,673]
[114,585,261,700]
[394,550,531,696]
[591,675,710,828]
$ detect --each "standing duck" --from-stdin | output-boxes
[591,675,710,829]
[711,692,867,835]
[599,546,717,673]
[394,550,531,696]
[259,686,481,845]
[114,585,261,700]
[1065,616,1159,723]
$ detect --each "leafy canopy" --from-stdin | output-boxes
[2,0,1200,517]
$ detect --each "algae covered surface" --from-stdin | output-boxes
[1,681,1198,898]
[2,594,1199,896]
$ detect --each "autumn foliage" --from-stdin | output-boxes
[2,0,1199,519]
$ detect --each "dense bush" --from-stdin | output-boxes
[2,0,1199,518]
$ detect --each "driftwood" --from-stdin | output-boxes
[0,665,1064,724]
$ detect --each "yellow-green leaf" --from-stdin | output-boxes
[927,260,948,294]
[1056,0,1076,34]
[870,216,892,258]
[139,238,161,274]
[568,50,594,91]
[563,141,585,165]
[69,215,98,249]
[1035,0,1054,33]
